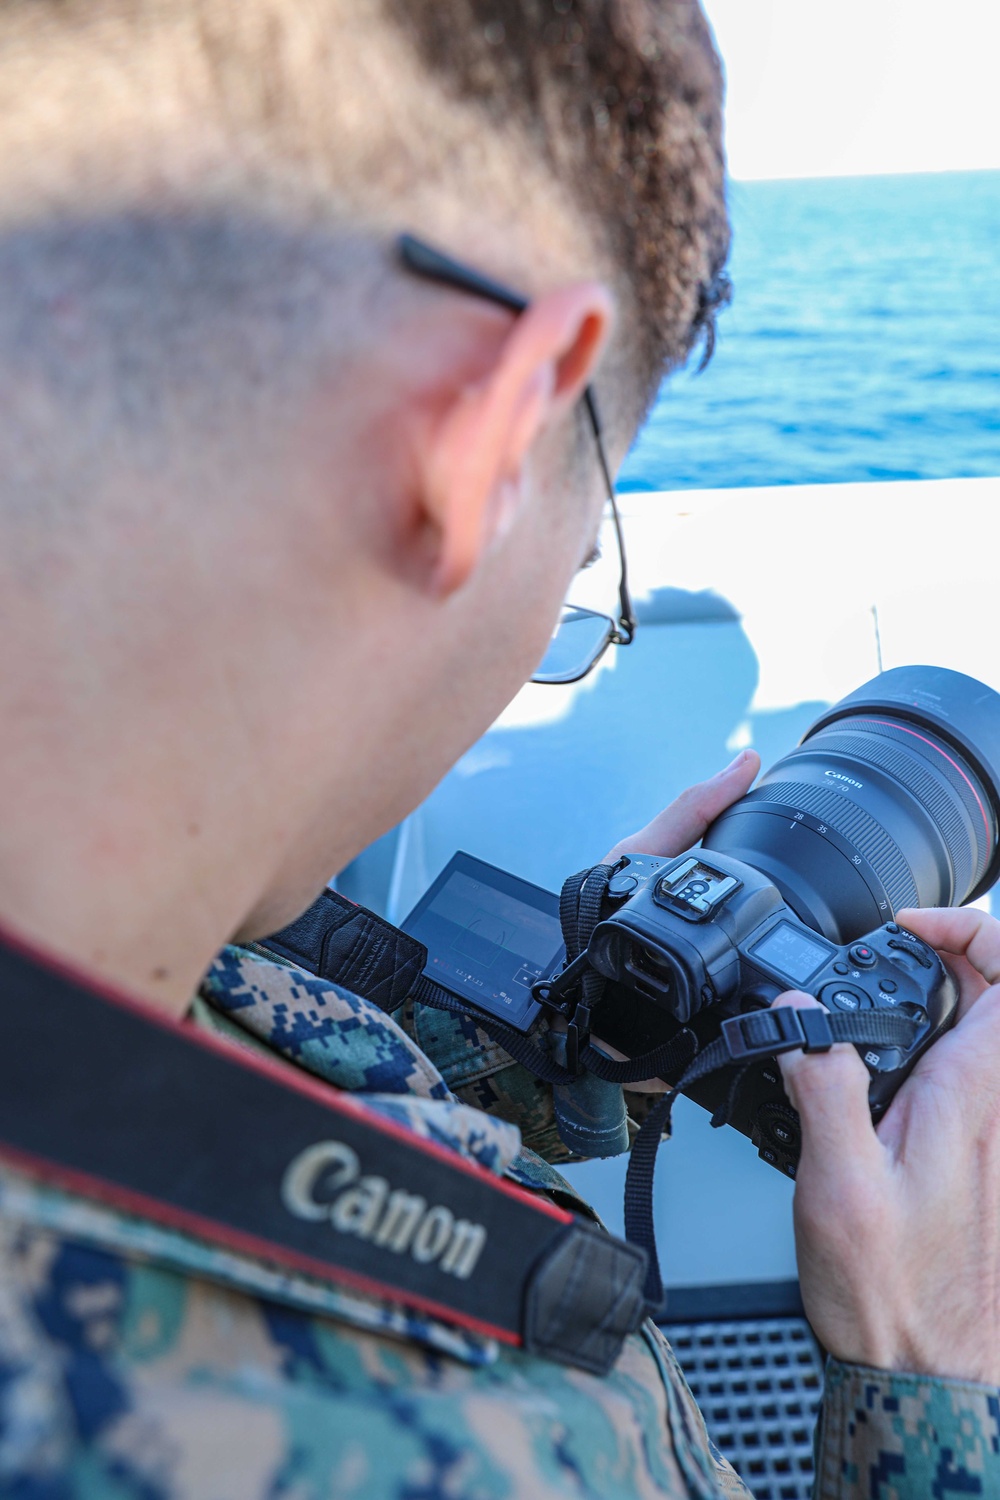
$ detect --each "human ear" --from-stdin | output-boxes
[419,281,614,597]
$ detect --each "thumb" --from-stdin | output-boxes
[773,992,881,1173]
[604,749,760,863]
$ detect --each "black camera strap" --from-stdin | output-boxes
[546,860,697,1082]
[263,889,582,1083]
[625,1004,922,1307]
[265,887,693,1089]
[0,929,651,1376]
[261,886,427,1012]
[261,881,923,1313]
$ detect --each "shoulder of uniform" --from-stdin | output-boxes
[0,1164,500,1366]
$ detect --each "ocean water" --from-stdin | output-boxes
[619,170,1000,492]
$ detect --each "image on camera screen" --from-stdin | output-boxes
[403,853,565,1031]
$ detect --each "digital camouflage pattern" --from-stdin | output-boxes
[816,1359,1000,1500]
[0,942,997,1497]
[401,989,633,1162]
[0,1206,745,1500]
[397,987,571,1164]
[200,948,522,1178]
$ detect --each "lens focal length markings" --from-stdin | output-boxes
[710,801,896,924]
[736,780,918,913]
[825,719,994,896]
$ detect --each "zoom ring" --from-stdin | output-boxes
[806,721,988,894]
[742,780,919,912]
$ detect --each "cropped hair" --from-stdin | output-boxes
[0,0,729,443]
[384,0,730,400]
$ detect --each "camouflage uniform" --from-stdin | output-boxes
[0,943,997,1498]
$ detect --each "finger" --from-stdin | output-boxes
[936,951,990,1020]
[604,749,760,862]
[896,907,1000,989]
[772,992,882,1173]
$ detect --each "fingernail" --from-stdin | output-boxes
[718,750,749,776]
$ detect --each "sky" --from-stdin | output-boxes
[703,0,1000,181]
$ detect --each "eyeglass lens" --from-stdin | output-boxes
[532,606,616,685]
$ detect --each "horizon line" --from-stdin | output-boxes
[729,163,1000,186]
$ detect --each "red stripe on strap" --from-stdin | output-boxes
[0,1140,522,1346]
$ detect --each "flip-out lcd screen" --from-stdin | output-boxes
[402,852,564,1032]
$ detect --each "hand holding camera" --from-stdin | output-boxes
[587,665,1000,1159]
[405,663,1000,1384]
[777,904,1000,1385]
[587,663,1000,1383]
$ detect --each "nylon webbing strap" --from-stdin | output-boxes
[624,1004,923,1308]
[0,936,649,1374]
[410,973,698,1088]
[623,1092,674,1310]
[560,863,615,965]
[263,888,426,1012]
[580,1031,698,1085]
[559,867,591,960]
[698,1004,919,1081]
[410,974,576,1084]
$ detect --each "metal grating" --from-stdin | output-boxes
[664,1316,823,1500]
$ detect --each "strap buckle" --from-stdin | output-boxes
[532,952,592,1012]
[721,1006,833,1062]
[565,998,593,1075]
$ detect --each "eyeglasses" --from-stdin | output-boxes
[397,234,636,684]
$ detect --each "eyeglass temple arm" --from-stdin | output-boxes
[398,233,528,315]
[399,234,636,646]
[584,390,636,646]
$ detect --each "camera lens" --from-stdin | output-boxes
[703,666,1000,943]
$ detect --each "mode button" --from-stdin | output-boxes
[820,983,872,1013]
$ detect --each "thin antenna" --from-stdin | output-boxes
[871,605,884,674]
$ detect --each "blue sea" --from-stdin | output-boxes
[619,170,1000,492]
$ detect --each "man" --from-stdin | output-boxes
[0,1,998,1495]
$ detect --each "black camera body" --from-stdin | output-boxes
[392,665,1000,1181]
[574,663,1000,1176]
[588,849,959,1177]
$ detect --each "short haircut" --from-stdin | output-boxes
[384,0,730,403]
[0,0,728,462]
